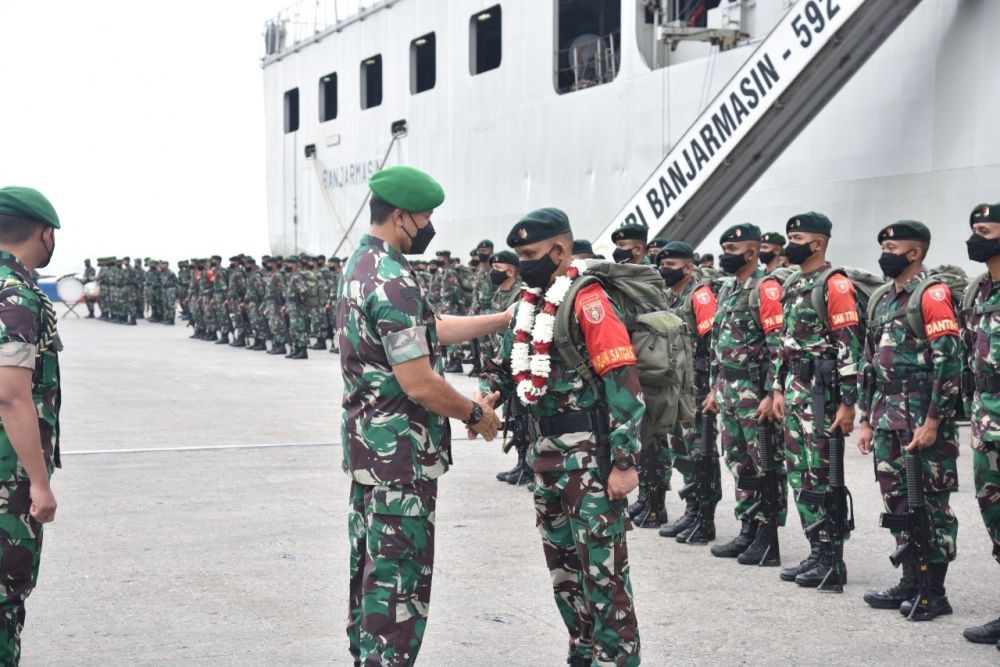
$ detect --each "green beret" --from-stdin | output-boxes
[229,255,242,262]
[477,239,494,249]
[572,239,594,255]
[245,256,257,264]
[786,212,832,236]
[271,255,283,263]
[877,220,930,244]
[507,208,571,247]
[719,223,761,244]
[970,203,1000,225]
[369,165,445,212]
[489,250,519,267]
[0,186,60,229]
[611,220,649,243]
[648,237,669,249]
[435,250,451,258]
[659,241,694,260]
[761,232,786,246]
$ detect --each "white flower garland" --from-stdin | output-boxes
[512,260,590,405]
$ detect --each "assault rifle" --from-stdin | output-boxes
[881,450,932,621]
[737,419,782,565]
[678,409,720,544]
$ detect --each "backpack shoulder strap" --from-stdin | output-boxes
[905,276,945,340]
[961,272,1000,317]
[866,282,894,327]
[553,275,602,396]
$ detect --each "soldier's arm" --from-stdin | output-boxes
[479,320,515,400]
[602,366,644,465]
[757,279,784,391]
[857,321,875,420]
[826,274,861,404]
[922,285,962,421]
[436,310,511,345]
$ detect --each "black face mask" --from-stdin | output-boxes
[759,251,776,265]
[38,229,55,269]
[489,269,508,286]
[967,233,1000,263]
[659,266,685,287]
[403,214,436,255]
[478,253,492,264]
[429,267,438,274]
[878,251,912,279]
[784,241,815,265]
[612,248,635,264]
[520,246,560,289]
[718,252,749,275]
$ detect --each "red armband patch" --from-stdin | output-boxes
[826,274,859,331]
[921,283,959,341]
[574,283,636,376]
[758,279,784,333]
[691,285,717,338]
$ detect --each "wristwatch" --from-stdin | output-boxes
[463,402,484,426]
[841,394,856,407]
[614,458,634,471]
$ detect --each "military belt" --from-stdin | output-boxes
[721,367,759,382]
[876,375,929,395]
[529,408,607,440]
[975,373,1000,393]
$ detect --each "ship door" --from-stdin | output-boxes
[282,88,300,251]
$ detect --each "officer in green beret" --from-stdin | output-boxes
[760,232,789,276]
[959,202,1000,649]
[856,220,961,619]
[571,239,594,259]
[611,220,650,265]
[772,211,862,589]
[0,186,62,662]
[338,165,508,665]
[480,206,643,666]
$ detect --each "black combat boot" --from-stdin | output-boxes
[204,331,218,342]
[710,520,756,557]
[288,347,309,360]
[215,332,230,345]
[659,499,698,538]
[628,486,650,520]
[780,537,822,582]
[678,501,716,544]
[496,463,520,482]
[794,542,848,588]
[230,334,247,347]
[899,562,952,621]
[863,560,918,609]
[329,342,339,353]
[443,358,464,373]
[634,487,666,528]
[737,521,779,566]
[251,339,268,351]
[126,315,137,325]
[567,654,589,667]
[466,363,483,378]
[506,459,533,486]
[189,329,202,339]
[309,339,327,350]
[268,343,286,355]
[963,617,1000,644]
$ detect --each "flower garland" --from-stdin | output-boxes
[512,260,590,405]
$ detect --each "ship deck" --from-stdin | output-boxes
[24,314,997,665]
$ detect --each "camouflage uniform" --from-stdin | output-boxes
[316,265,335,341]
[338,235,449,666]
[435,264,464,362]
[177,262,192,319]
[132,261,145,318]
[227,263,248,342]
[962,275,1000,564]
[0,250,61,663]
[144,265,162,321]
[266,267,288,348]
[82,261,96,317]
[212,264,232,337]
[160,265,177,324]
[124,261,142,323]
[246,266,271,346]
[470,266,497,362]
[199,266,216,336]
[284,267,309,350]
[482,281,643,666]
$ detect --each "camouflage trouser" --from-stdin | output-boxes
[347,479,436,667]
[248,302,270,342]
[201,296,216,331]
[161,288,175,323]
[123,286,137,318]
[189,293,202,328]
[287,304,308,348]
[266,303,287,345]
[215,298,232,334]
[720,406,788,525]
[307,306,328,339]
[0,484,44,666]
[534,468,640,667]
[973,440,1000,564]
[783,398,850,540]
[872,427,958,564]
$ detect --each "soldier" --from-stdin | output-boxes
[325,256,342,353]
[265,256,288,355]
[655,242,722,544]
[701,226,788,563]
[82,258,96,318]
[121,256,140,325]
[301,256,327,351]
[857,221,959,619]
[960,202,1000,650]
[282,256,309,359]
[612,221,665,528]
[313,254,334,349]
[647,236,668,265]
[199,257,217,341]
[133,258,146,319]
[571,239,594,260]
[176,259,192,320]
[210,255,231,344]
[244,256,270,351]
[434,250,465,373]
[95,258,109,319]
[480,207,643,666]
[189,259,206,338]
[147,258,164,322]
[159,260,177,325]
[468,240,496,376]
[760,232,790,276]
[0,187,62,662]
[227,255,249,347]
[772,212,861,588]
[338,166,505,665]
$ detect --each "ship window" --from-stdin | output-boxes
[410,32,436,94]
[319,72,338,121]
[283,88,299,133]
[555,0,621,94]
[470,5,502,75]
[360,54,383,109]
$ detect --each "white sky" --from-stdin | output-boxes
[0,0,364,277]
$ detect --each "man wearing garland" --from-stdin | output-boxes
[479,207,643,666]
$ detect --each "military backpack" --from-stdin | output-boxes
[301,271,323,308]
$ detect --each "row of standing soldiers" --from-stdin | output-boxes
[85,256,180,325]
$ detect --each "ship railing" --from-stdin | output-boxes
[556,31,621,93]
[263,0,383,58]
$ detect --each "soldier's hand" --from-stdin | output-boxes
[607,466,638,500]
[29,483,56,524]
[473,390,500,409]
[906,419,939,452]
[772,391,786,421]
[857,421,873,455]
[470,400,501,441]
[701,393,719,414]
[832,403,856,437]
[756,396,773,423]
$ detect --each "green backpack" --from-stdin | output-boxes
[867,268,969,340]
[784,266,886,329]
[301,271,323,308]
[553,261,695,436]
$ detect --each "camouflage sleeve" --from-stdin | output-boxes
[603,365,645,464]
[834,323,862,404]
[479,313,515,399]
[0,285,39,369]
[858,325,875,419]
[369,276,431,366]
[927,334,961,421]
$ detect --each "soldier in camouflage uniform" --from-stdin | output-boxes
[188,260,204,337]
[655,242,722,544]
[159,260,177,325]
[226,255,249,347]
[301,256,327,351]
[703,225,787,562]
[211,255,232,344]
[480,208,643,666]
[338,166,504,665]
[468,240,496,375]
[176,260,191,320]
[282,256,309,359]
[82,258,96,318]
[118,257,136,325]
[199,258,217,341]
[760,232,788,277]
[960,202,1000,650]
[132,258,145,319]
[144,259,161,322]
[433,250,465,373]
[312,254,334,349]
[856,221,960,620]
[264,256,288,355]
[245,256,270,351]
[325,256,342,353]
[0,187,62,663]
[571,239,595,260]
[772,212,861,588]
